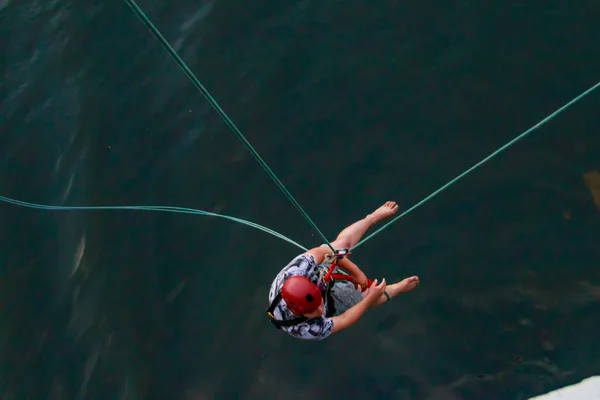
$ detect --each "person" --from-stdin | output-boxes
[267,201,420,340]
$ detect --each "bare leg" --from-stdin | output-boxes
[364,276,420,306]
[329,201,398,250]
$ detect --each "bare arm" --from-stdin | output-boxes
[305,246,331,265]
[306,247,364,274]
[330,298,371,334]
[306,247,367,292]
[336,257,365,278]
[330,278,387,334]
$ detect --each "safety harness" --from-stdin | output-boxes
[266,249,373,329]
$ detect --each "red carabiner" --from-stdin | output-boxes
[323,250,373,292]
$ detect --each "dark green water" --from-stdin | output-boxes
[1,1,600,399]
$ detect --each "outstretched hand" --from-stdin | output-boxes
[363,279,387,304]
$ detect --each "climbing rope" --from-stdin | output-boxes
[1,2,598,259]
[0,195,308,251]
[352,81,600,250]
[123,0,334,251]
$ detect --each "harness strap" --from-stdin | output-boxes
[325,251,374,290]
[324,279,337,317]
[266,292,309,329]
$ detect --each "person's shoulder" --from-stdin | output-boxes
[286,252,316,265]
[289,252,317,268]
[277,252,317,276]
[283,316,333,341]
[269,252,319,303]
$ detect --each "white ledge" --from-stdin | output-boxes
[530,376,600,400]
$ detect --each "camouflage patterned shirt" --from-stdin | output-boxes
[268,253,334,340]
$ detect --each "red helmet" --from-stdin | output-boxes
[281,276,322,315]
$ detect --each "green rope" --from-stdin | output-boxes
[124,0,599,254]
[352,81,600,250]
[123,0,334,251]
[0,195,308,251]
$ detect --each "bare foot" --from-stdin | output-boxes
[368,201,399,224]
[387,276,420,297]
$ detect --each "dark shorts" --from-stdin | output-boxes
[330,275,364,315]
[318,244,390,312]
